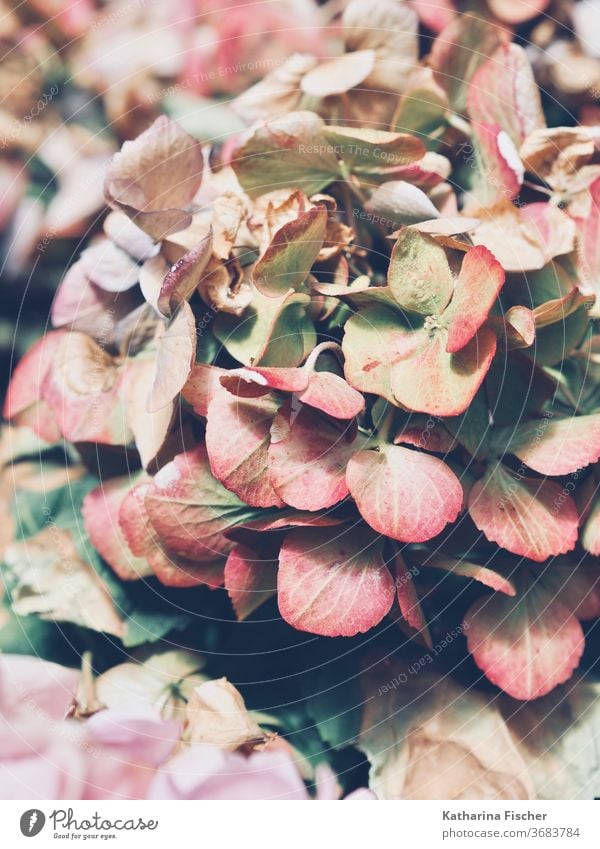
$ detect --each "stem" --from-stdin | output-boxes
[338,179,354,225]
[522,180,552,196]
[303,340,344,373]
[340,92,353,125]
[76,651,105,718]
[367,401,397,448]
[378,404,397,443]
[447,112,472,137]
[347,176,369,206]
[346,178,392,246]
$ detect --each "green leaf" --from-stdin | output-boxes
[445,388,491,458]
[527,308,589,367]
[507,262,581,311]
[232,111,425,197]
[12,469,98,541]
[299,650,363,750]
[144,445,262,560]
[321,125,424,176]
[8,459,196,647]
[4,527,126,639]
[429,14,504,115]
[214,289,315,367]
[231,111,341,196]
[253,207,327,297]
[485,351,556,427]
[164,93,245,141]
[392,71,449,140]
[387,228,453,315]
[0,610,75,665]
[342,304,401,405]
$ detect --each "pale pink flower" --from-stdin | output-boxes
[82,706,180,800]
[149,745,375,800]
[0,654,86,799]
[148,744,309,800]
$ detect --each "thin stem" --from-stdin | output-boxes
[364,401,397,449]
[340,92,353,125]
[523,180,552,196]
[346,178,392,246]
[303,340,344,372]
[447,112,472,137]
[377,403,397,444]
[76,651,105,718]
[338,179,354,225]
